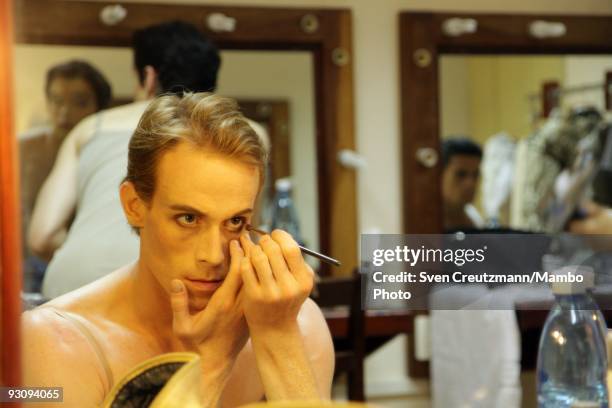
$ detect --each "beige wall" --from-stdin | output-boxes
[217,50,318,252]
[441,56,566,144]
[564,56,612,111]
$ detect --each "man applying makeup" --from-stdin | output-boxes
[22,92,334,407]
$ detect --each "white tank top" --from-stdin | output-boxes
[42,107,144,298]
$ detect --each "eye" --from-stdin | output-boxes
[75,98,89,108]
[176,213,198,227]
[226,216,246,232]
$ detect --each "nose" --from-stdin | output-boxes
[56,104,69,124]
[196,226,225,267]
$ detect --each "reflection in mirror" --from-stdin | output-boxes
[14,45,317,301]
[439,55,612,233]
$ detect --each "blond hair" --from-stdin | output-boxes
[125,92,268,202]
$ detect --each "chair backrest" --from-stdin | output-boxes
[312,275,356,308]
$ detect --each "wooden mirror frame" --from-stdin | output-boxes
[399,11,612,378]
[10,0,357,278]
[400,12,612,234]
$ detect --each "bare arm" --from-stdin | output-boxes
[249,298,334,401]
[28,117,95,258]
[220,298,334,407]
[239,231,331,401]
[21,308,106,407]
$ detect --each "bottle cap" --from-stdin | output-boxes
[551,265,594,295]
[275,177,292,192]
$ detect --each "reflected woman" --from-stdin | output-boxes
[20,60,111,291]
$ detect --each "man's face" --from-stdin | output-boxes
[441,155,481,208]
[47,77,98,134]
[139,142,260,311]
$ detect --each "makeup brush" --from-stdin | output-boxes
[246,225,341,267]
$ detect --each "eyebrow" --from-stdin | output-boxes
[168,204,253,217]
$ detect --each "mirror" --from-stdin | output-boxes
[399,12,612,236]
[399,11,612,380]
[14,45,319,294]
[440,54,612,232]
[10,0,357,309]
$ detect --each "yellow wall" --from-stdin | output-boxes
[441,56,565,144]
[468,56,564,143]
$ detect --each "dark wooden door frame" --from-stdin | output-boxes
[399,11,612,378]
[12,0,358,277]
[1,0,21,387]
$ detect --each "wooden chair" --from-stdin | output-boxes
[311,268,366,401]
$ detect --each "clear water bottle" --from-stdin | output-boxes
[537,267,609,407]
[270,178,304,245]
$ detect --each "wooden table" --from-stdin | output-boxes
[323,307,416,338]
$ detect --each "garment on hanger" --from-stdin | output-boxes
[510,110,602,232]
[480,132,516,225]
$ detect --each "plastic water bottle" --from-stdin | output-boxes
[270,178,304,245]
[536,267,608,407]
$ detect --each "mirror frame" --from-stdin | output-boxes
[400,12,612,235]
[399,11,612,379]
[11,0,358,277]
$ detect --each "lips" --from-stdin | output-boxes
[184,278,223,293]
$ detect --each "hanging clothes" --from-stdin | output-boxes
[510,109,602,232]
[480,132,516,225]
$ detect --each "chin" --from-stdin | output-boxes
[189,297,211,312]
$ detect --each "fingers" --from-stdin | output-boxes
[270,229,312,285]
[251,245,276,288]
[570,218,599,235]
[241,232,280,289]
[240,230,312,294]
[216,240,244,299]
[240,232,256,257]
[241,257,260,296]
[170,279,192,338]
[569,219,586,234]
[581,201,603,216]
[259,234,294,286]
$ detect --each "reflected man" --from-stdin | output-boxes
[20,60,111,290]
[441,137,484,230]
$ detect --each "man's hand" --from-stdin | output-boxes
[239,230,314,332]
[239,230,320,401]
[569,201,612,235]
[169,240,249,406]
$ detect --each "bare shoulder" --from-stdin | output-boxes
[21,307,106,405]
[297,297,330,333]
[296,297,334,356]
